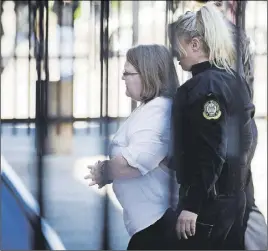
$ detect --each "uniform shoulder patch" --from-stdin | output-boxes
[203,99,221,120]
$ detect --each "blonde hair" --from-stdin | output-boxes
[126,44,179,102]
[169,2,236,74]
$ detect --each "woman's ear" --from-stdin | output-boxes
[191,37,201,52]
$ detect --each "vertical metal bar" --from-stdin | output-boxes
[0,0,3,136]
[165,0,177,211]
[87,1,92,134]
[33,2,38,140]
[57,0,62,135]
[94,2,97,70]
[104,2,109,123]
[165,1,169,47]
[235,1,242,77]
[71,2,75,134]
[241,2,246,31]
[28,0,32,135]
[165,0,174,48]
[252,2,258,98]
[100,1,104,135]
[70,1,75,135]
[92,2,99,134]
[132,0,139,46]
[235,1,243,179]
[44,0,49,138]
[12,2,18,135]
[34,0,46,248]
[102,1,110,249]
[151,1,156,42]
[116,1,121,130]
[131,1,139,112]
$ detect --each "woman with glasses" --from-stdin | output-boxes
[85,44,180,249]
[167,2,258,249]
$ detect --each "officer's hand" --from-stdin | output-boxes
[176,210,197,240]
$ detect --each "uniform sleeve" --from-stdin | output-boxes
[120,105,171,175]
[181,92,228,214]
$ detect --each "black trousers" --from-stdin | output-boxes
[127,192,246,250]
[127,208,178,250]
[127,208,217,250]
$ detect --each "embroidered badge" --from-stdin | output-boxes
[203,100,221,120]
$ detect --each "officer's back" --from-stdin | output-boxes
[172,63,256,197]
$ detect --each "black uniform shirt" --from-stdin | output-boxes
[171,61,256,215]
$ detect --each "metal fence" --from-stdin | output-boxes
[1,0,267,249]
[0,1,177,127]
[0,1,178,249]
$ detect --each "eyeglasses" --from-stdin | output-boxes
[122,71,139,77]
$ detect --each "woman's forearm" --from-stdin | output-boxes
[105,155,142,180]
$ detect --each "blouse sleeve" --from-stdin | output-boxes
[120,101,171,175]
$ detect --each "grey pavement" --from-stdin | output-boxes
[1,119,267,250]
[1,121,130,250]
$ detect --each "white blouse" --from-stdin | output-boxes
[109,96,180,237]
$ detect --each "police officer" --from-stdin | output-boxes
[211,1,267,249]
[200,1,267,249]
[168,3,258,249]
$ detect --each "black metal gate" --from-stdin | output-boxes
[0,1,178,249]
